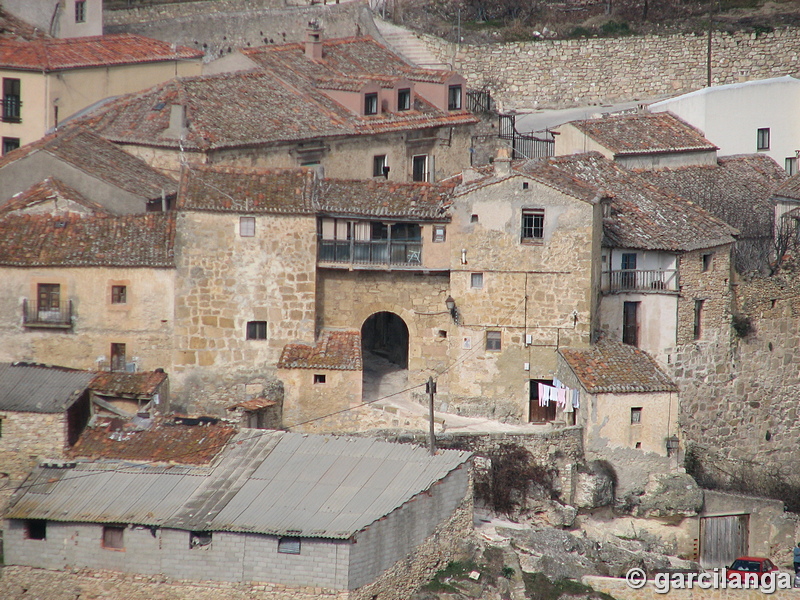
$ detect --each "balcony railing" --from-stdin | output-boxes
[603,269,678,293]
[23,299,73,328]
[2,96,21,123]
[318,239,423,267]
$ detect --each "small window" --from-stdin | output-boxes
[190,531,212,548]
[786,157,798,176]
[757,128,770,151]
[102,525,125,550]
[412,155,428,182]
[246,321,267,340]
[471,272,483,289]
[522,182,529,190]
[373,154,387,178]
[470,214,479,223]
[397,88,411,111]
[111,285,127,304]
[2,137,19,155]
[25,519,46,540]
[694,299,704,340]
[110,343,126,372]
[364,93,378,116]
[239,217,255,237]
[448,85,462,110]
[485,331,501,351]
[702,253,713,272]
[75,0,86,23]
[437,330,447,338]
[521,209,544,242]
[432,225,446,243]
[631,407,642,424]
[278,536,301,554]
[313,374,326,384]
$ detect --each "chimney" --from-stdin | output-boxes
[494,147,511,177]
[305,22,323,62]
[167,104,186,138]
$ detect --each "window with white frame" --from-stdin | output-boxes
[239,217,255,237]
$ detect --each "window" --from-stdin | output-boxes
[75,0,86,22]
[694,299,704,340]
[25,519,46,540]
[432,225,446,242]
[757,128,770,151]
[2,78,21,123]
[522,182,529,190]
[102,526,125,550]
[471,272,483,289]
[246,320,267,340]
[190,531,212,548]
[470,214,479,223]
[622,301,639,347]
[2,137,19,155]
[37,283,60,312]
[110,343,126,372]
[314,374,326,384]
[448,85,462,110]
[412,155,428,182]
[521,209,544,242]
[364,93,378,115]
[485,330,501,351]
[631,407,642,424]
[397,88,411,111]
[111,285,127,304]
[786,157,798,176]
[373,154,387,178]
[702,253,713,272]
[278,537,301,554]
[239,216,255,237]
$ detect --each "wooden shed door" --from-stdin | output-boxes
[699,514,749,568]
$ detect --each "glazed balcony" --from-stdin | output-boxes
[318,239,423,269]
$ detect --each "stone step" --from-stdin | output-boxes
[374,17,444,68]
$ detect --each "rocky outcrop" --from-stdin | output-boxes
[631,473,704,519]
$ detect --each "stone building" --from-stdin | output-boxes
[4,430,472,600]
[0,34,203,150]
[82,34,477,182]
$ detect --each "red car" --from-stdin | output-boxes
[727,557,779,584]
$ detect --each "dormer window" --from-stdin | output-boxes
[397,88,411,111]
[364,93,378,116]
[448,85,462,111]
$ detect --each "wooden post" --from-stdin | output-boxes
[426,376,436,456]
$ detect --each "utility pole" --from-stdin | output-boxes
[426,376,436,456]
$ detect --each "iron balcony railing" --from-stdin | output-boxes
[318,239,423,267]
[22,299,73,328]
[603,269,678,293]
[2,96,21,122]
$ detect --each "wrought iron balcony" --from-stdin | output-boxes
[318,239,423,268]
[2,96,21,123]
[603,269,678,293]
[22,299,73,328]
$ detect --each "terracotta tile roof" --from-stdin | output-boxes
[0,212,175,267]
[89,371,167,397]
[319,178,452,220]
[227,397,277,411]
[0,127,178,201]
[83,37,476,152]
[635,154,787,240]
[774,172,800,201]
[67,419,236,465]
[560,340,677,394]
[535,152,737,252]
[0,33,202,71]
[0,177,110,216]
[178,165,315,213]
[0,9,50,41]
[566,112,717,156]
[278,330,362,370]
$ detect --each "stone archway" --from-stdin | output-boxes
[361,312,409,402]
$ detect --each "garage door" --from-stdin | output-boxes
[700,514,749,568]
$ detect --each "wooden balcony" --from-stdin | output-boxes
[23,299,73,328]
[603,269,678,293]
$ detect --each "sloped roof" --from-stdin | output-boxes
[0,177,109,216]
[67,419,236,464]
[319,179,452,220]
[83,37,476,152]
[636,154,787,240]
[0,212,175,267]
[537,152,737,252]
[773,172,800,202]
[0,8,50,41]
[0,363,94,413]
[0,127,178,201]
[279,330,362,370]
[89,371,167,397]
[566,112,717,156]
[559,340,678,394]
[7,431,471,539]
[0,33,202,71]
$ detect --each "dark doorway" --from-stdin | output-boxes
[361,312,409,369]
[529,379,557,423]
[622,301,640,347]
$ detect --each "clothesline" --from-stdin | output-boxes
[538,378,580,412]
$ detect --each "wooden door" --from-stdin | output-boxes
[700,514,749,569]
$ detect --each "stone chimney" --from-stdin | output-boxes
[305,21,323,62]
[166,104,186,138]
[494,147,511,177]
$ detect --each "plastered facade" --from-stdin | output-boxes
[279,367,362,431]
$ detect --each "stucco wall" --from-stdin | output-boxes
[278,367,362,431]
[0,69,46,149]
[5,0,102,38]
[600,292,678,357]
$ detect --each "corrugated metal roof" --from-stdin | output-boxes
[6,431,471,539]
[0,363,94,413]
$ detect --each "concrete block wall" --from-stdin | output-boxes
[242,535,350,589]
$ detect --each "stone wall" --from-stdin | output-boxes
[423,28,800,110]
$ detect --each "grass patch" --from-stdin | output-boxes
[423,560,481,592]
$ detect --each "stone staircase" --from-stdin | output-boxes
[373,17,449,69]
